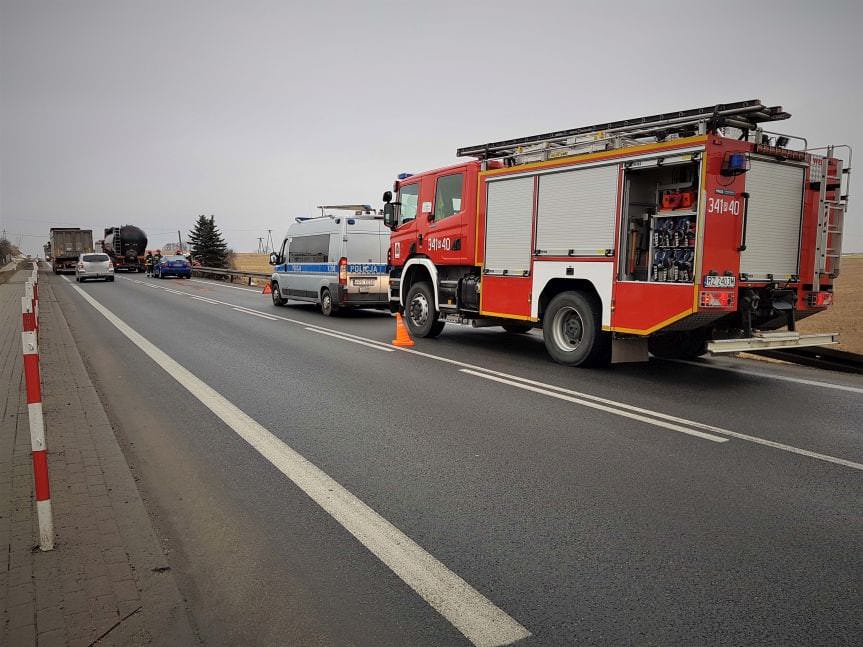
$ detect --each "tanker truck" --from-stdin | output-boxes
[100,225,148,272]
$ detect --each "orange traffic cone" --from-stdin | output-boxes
[262,283,272,295]
[392,312,415,347]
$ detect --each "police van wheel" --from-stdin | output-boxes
[271,282,286,306]
[542,291,609,367]
[320,288,338,316]
[405,282,444,338]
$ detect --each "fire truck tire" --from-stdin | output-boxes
[542,291,610,367]
[320,288,338,316]
[405,281,444,338]
[648,330,709,359]
[502,323,532,334]
[271,281,287,306]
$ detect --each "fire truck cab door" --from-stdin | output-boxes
[422,168,472,265]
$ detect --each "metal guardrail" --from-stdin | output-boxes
[751,346,863,375]
[192,266,270,286]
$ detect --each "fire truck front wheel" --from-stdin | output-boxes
[405,281,445,338]
[542,291,609,367]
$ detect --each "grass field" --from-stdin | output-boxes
[228,253,270,287]
[797,256,863,355]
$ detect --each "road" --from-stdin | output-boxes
[47,270,862,646]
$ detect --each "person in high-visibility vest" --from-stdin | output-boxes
[144,252,154,277]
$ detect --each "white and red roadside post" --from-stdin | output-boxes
[22,269,53,551]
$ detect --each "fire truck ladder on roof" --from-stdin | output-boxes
[457,99,791,162]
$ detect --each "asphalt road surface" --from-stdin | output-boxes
[47,270,862,646]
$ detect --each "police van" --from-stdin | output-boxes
[269,205,389,316]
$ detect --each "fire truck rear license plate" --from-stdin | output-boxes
[352,278,375,286]
[704,275,736,288]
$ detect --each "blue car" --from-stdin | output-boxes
[154,255,192,279]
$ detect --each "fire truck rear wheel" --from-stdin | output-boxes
[542,291,609,367]
[271,281,287,306]
[405,281,444,338]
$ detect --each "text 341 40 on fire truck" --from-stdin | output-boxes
[382,100,851,367]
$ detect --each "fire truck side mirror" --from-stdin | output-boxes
[383,203,397,229]
[382,190,393,203]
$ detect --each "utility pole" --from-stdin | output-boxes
[257,237,264,254]
[177,230,183,251]
[265,229,274,254]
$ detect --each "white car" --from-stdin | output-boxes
[75,253,115,282]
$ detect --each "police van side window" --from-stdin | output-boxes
[433,172,464,220]
[399,183,419,226]
[288,234,329,263]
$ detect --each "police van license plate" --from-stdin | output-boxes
[704,275,736,288]
[352,278,375,287]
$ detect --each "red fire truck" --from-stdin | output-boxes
[382,100,851,366]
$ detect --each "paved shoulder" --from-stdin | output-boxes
[1,270,200,646]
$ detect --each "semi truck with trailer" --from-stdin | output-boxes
[49,228,94,274]
[382,100,851,366]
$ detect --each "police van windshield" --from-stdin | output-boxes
[399,183,419,226]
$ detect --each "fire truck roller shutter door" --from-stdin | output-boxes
[739,159,805,279]
[484,176,534,274]
[536,164,619,256]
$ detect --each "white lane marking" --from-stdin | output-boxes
[669,358,863,395]
[190,296,220,304]
[462,370,727,443]
[305,327,396,352]
[232,307,278,321]
[64,277,530,647]
[190,278,261,292]
[114,276,863,471]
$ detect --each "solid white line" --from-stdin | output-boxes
[64,279,530,647]
[305,327,396,352]
[668,358,863,395]
[190,278,261,292]
[190,296,220,304]
[232,307,278,321]
[461,369,728,443]
[112,276,863,471]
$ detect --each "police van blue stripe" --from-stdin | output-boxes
[275,263,387,275]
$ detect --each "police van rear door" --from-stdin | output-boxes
[345,219,387,295]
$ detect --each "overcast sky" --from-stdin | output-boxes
[1,0,861,255]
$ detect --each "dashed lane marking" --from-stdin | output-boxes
[232,307,279,321]
[305,327,396,352]
[461,370,728,443]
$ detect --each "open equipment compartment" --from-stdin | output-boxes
[619,156,701,283]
